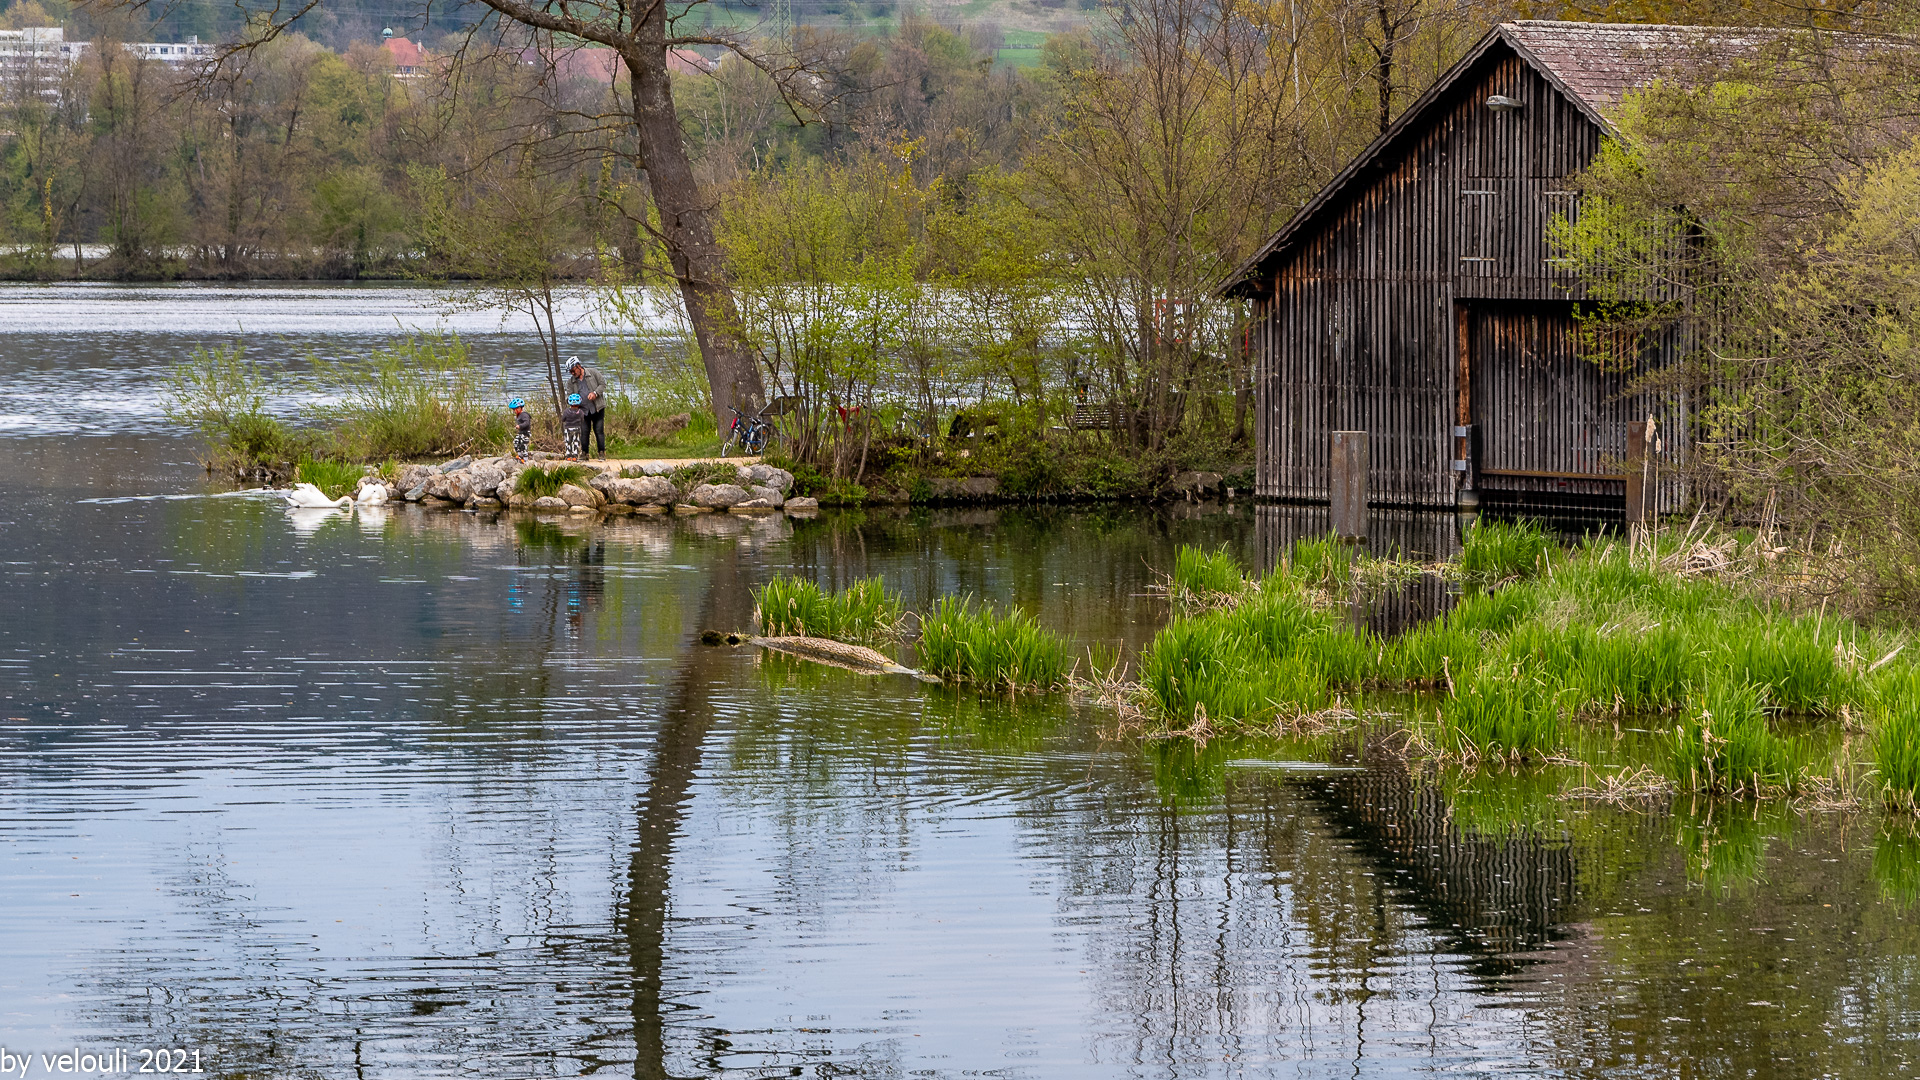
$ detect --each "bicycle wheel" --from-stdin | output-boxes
[744,426,770,455]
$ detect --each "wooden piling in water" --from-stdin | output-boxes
[1331,431,1368,540]
[1625,418,1652,527]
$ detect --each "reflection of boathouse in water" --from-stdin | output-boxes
[1299,759,1580,970]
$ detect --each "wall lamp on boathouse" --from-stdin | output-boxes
[1485,94,1524,112]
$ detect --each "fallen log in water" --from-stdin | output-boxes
[700,631,941,683]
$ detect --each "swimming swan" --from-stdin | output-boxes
[285,482,353,509]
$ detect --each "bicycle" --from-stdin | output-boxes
[721,405,773,457]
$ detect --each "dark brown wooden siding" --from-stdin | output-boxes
[1254,46,1662,507]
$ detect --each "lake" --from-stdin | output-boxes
[1,282,1916,1078]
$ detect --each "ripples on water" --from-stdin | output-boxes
[3,285,1920,1078]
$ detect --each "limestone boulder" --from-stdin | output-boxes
[467,465,506,496]
[746,464,795,493]
[557,483,602,509]
[531,495,569,511]
[784,496,821,513]
[437,455,473,474]
[612,475,675,506]
[688,483,749,509]
[747,484,784,508]
[396,464,434,492]
[589,469,618,494]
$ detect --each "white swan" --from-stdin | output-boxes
[285,482,353,509]
[356,481,389,505]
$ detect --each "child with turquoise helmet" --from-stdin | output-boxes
[561,393,587,460]
[508,397,531,460]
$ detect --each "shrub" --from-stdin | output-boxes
[1458,518,1558,587]
[163,342,303,471]
[295,459,365,499]
[311,332,506,461]
[754,575,906,644]
[516,463,593,499]
[916,597,1072,691]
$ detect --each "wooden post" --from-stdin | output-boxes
[1624,417,1653,527]
[1330,431,1368,540]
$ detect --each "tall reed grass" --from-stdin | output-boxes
[1170,545,1246,601]
[1456,517,1557,586]
[1441,665,1565,760]
[1139,587,1368,725]
[1135,533,1895,773]
[754,575,906,644]
[1667,681,1800,796]
[916,597,1071,691]
[163,342,304,472]
[1873,668,1920,810]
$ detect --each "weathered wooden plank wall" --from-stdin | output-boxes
[1253,45,1688,512]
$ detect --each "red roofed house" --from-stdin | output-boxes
[381,34,430,78]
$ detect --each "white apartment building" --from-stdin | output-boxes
[0,27,218,72]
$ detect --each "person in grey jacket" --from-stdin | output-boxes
[566,357,608,459]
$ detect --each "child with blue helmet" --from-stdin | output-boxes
[561,393,587,460]
[508,397,531,460]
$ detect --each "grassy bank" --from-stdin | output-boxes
[1139,522,1920,804]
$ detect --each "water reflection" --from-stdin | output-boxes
[6,429,1920,1074]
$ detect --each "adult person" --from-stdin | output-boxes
[565,356,609,460]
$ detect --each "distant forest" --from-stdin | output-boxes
[0,0,1090,55]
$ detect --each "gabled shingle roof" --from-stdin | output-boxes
[1218,20,1784,297]
[1504,21,1777,116]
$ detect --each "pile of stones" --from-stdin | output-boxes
[371,457,820,515]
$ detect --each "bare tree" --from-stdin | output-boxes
[77,0,779,429]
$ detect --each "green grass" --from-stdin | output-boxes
[1170,545,1246,600]
[1133,535,1897,788]
[1457,517,1557,587]
[516,463,593,499]
[1874,668,1920,810]
[1667,681,1801,796]
[1138,587,1367,725]
[670,461,745,490]
[1442,664,1566,760]
[916,597,1072,691]
[295,458,365,499]
[754,575,906,644]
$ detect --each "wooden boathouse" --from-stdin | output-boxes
[1221,21,1746,513]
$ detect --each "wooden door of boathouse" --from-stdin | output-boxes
[1461,300,1638,507]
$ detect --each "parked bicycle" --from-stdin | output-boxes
[721,405,773,457]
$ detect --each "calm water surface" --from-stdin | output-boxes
[2,284,1920,1078]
